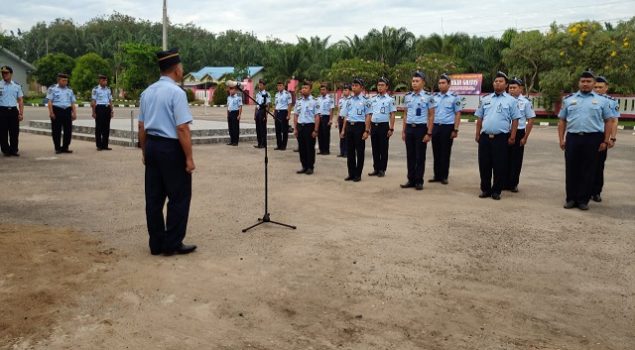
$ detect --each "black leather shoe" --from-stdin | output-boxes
[337,154,346,158]
[253,145,261,148]
[563,201,577,209]
[10,152,19,157]
[400,182,415,188]
[344,176,353,181]
[479,192,491,198]
[61,149,73,153]
[232,143,238,146]
[163,244,197,256]
[377,171,385,177]
[103,147,112,151]
[2,153,10,157]
[591,194,602,202]
[368,171,379,176]
[578,203,589,210]
[96,147,103,151]
[293,149,299,152]
[305,168,314,175]
[55,150,62,154]
[226,142,233,146]
[415,183,424,190]
[510,186,519,193]
[353,177,361,182]
[491,193,501,200]
[441,179,449,185]
[428,178,441,183]
[296,169,307,174]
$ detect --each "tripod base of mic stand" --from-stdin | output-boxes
[242,213,297,232]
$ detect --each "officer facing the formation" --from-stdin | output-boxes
[47,73,77,154]
[293,81,319,175]
[254,80,271,149]
[474,72,520,200]
[505,77,536,192]
[316,84,334,155]
[340,78,371,182]
[0,66,24,157]
[337,84,351,157]
[400,71,436,190]
[138,48,197,256]
[591,76,620,203]
[226,85,242,146]
[91,74,114,151]
[558,70,617,210]
[368,77,396,177]
[274,81,292,150]
[430,73,461,184]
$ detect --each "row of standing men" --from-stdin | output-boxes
[224,70,619,207]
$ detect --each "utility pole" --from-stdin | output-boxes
[162,0,168,50]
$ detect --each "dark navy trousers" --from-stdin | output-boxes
[565,132,603,204]
[144,135,192,253]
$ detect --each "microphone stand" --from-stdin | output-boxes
[237,85,297,233]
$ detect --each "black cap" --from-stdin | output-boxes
[509,77,523,85]
[258,79,266,85]
[156,48,181,71]
[495,71,509,82]
[439,73,451,82]
[580,68,595,79]
[342,83,351,90]
[413,71,426,80]
[57,73,69,79]
[352,77,364,85]
[277,81,284,85]
[0,65,12,74]
[98,74,108,80]
[595,76,608,83]
[378,77,389,85]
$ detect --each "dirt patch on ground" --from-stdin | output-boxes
[0,224,118,348]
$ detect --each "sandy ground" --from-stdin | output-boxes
[1,112,634,349]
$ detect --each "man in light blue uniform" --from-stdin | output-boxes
[316,84,334,155]
[91,74,114,150]
[254,80,271,148]
[293,81,319,174]
[0,66,24,157]
[505,77,536,192]
[430,73,461,184]
[368,77,396,177]
[340,78,371,182]
[591,76,620,202]
[138,48,197,256]
[226,85,242,146]
[274,81,292,150]
[400,71,436,190]
[474,71,521,200]
[336,84,351,157]
[47,73,77,154]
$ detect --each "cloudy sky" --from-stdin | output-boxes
[2,0,634,42]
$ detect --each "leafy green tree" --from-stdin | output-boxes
[34,53,75,87]
[326,58,388,90]
[213,82,228,105]
[116,42,160,99]
[71,52,111,98]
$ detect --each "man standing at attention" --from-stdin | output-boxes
[91,74,114,151]
[474,72,520,200]
[138,48,197,256]
[226,85,242,146]
[430,73,461,185]
[558,70,617,210]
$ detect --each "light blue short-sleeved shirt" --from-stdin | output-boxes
[404,90,436,124]
[256,90,271,108]
[275,90,292,110]
[433,92,462,124]
[294,96,318,124]
[47,84,77,108]
[558,91,615,133]
[516,95,536,130]
[0,80,23,107]
[338,96,349,117]
[601,94,621,118]
[475,92,521,134]
[316,94,334,116]
[344,94,370,123]
[227,93,242,112]
[370,93,396,123]
[91,85,112,105]
[138,76,193,139]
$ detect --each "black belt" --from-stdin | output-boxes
[96,104,110,107]
[297,123,315,126]
[146,134,178,142]
[481,132,507,139]
[407,123,425,128]
[570,132,601,136]
[434,123,453,126]
[372,122,389,126]
[275,109,288,112]
[347,121,364,126]
[0,106,17,110]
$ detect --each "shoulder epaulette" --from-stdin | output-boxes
[563,93,574,99]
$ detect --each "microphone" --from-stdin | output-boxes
[226,80,243,89]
